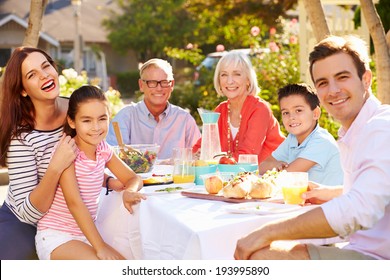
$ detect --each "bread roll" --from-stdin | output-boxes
[249,179,273,198]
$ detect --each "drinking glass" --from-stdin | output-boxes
[278,172,308,205]
[172,148,195,184]
[238,154,259,165]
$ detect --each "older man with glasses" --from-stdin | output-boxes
[106,58,201,159]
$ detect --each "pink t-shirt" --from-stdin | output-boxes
[37,140,113,235]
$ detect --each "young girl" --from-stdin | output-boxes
[35,85,146,260]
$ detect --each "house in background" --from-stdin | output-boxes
[0,0,138,90]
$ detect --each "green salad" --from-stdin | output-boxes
[119,150,157,173]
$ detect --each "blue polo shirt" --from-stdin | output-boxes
[272,125,343,185]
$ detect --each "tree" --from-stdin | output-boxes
[103,0,197,61]
[23,0,48,47]
[301,0,330,41]
[359,0,390,104]
[1,0,47,106]
[104,0,298,60]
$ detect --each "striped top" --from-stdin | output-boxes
[37,140,113,235]
[5,127,63,225]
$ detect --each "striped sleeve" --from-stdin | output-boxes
[6,128,62,225]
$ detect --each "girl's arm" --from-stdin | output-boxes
[106,153,146,213]
[60,164,125,260]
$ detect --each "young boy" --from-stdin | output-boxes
[259,83,343,185]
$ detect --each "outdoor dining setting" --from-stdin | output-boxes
[96,112,341,260]
[1,4,389,280]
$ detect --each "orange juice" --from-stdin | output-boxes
[282,186,307,205]
[173,174,195,184]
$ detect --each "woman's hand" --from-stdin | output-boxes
[122,191,147,214]
[302,182,343,204]
[50,134,77,173]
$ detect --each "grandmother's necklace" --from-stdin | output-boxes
[227,101,242,157]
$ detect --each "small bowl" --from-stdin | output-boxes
[194,164,218,185]
[217,163,258,175]
[114,144,160,173]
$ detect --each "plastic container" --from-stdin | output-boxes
[217,163,258,175]
[194,164,218,185]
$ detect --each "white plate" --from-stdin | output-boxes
[141,183,195,196]
[224,202,301,215]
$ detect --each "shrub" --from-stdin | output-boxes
[116,71,140,99]
[59,68,124,119]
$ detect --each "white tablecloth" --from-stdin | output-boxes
[138,187,337,260]
[97,165,341,260]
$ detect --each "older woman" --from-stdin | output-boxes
[194,50,285,163]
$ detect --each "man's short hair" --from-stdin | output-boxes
[139,58,174,80]
[309,35,370,82]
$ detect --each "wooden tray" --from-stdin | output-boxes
[181,191,284,204]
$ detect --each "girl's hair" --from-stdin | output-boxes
[309,35,370,82]
[277,83,320,110]
[63,85,109,138]
[0,47,57,166]
[213,50,260,97]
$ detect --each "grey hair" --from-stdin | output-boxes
[139,58,174,80]
[213,50,260,97]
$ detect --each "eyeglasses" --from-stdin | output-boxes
[142,80,173,88]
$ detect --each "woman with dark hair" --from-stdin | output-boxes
[0,47,77,259]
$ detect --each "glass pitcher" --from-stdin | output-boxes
[198,109,222,163]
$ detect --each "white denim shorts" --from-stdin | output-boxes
[35,228,89,260]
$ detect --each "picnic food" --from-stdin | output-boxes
[116,144,159,173]
[222,172,254,198]
[204,175,223,194]
[222,169,282,199]
[249,178,274,199]
[155,186,184,193]
[143,174,173,185]
[248,169,280,198]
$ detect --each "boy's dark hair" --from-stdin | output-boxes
[277,83,319,110]
[64,85,109,137]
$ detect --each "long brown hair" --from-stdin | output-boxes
[0,47,57,166]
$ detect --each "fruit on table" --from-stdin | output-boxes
[204,175,223,194]
[218,156,237,165]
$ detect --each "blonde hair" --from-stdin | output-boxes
[213,50,260,96]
